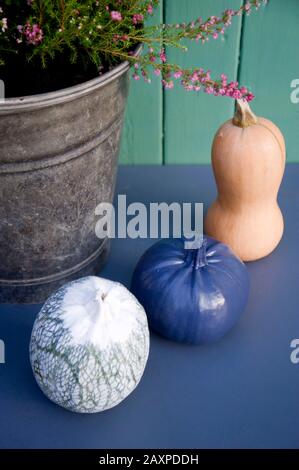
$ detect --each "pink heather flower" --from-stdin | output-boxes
[239,86,248,95]
[163,80,174,89]
[147,4,154,15]
[184,84,194,91]
[232,89,242,99]
[227,80,238,90]
[23,23,43,45]
[205,86,214,94]
[173,71,183,79]
[246,93,255,102]
[154,69,161,76]
[110,11,122,22]
[225,9,234,17]
[113,33,129,42]
[132,73,140,81]
[159,49,167,63]
[132,14,144,25]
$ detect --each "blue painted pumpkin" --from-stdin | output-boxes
[131,236,249,345]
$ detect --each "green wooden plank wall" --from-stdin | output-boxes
[164,0,243,164]
[120,2,163,164]
[120,0,299,164]
[238,0,299,163]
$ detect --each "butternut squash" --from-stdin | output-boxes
[204,99,286,262]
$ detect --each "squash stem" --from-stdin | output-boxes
[233,99,258,128]
[194,238,207,269]
[184,237,207,268]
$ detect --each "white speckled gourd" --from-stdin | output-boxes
[29,276,150,413]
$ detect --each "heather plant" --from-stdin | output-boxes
[0,0,267,98]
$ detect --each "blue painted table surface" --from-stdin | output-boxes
[0,164,299,449]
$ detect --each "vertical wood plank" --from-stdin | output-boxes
[120,3,163,165]
[238,0,299,162]
[164,0,244,164]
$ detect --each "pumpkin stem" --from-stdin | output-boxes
[185,238,207,269]
[195,238,207,269]
[233,99,258,128]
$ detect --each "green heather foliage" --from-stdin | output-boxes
[0,1,267,98]
[0,1,159,68]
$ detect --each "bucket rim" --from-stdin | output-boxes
[0,45,142,112]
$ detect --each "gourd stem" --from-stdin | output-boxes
[194,238,207,269]
[233,99,258,128]
[185,238,207,269]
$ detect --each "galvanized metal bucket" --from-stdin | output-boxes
[0,59,131,303]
